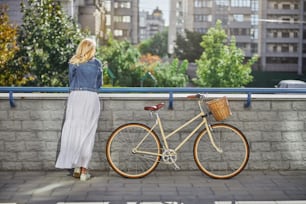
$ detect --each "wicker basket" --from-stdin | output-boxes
[206,96,232,121]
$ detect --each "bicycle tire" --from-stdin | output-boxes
[194,123,249,179]
[106,123,161,178]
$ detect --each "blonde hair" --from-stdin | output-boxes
[69,38,96,64]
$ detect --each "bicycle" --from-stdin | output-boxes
[106,94,250,179]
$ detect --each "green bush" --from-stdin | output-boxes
[154,58,188,87]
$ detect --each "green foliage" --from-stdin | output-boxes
[17,0,84,86]
[98,37,188,87]
[174,29,204,62]
[98,37,144,87]
[0,4,29,86]
[194,20,257,87]
[154,58,189,87]
[138,30,168,58]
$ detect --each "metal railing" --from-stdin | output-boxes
[1,86,306,109]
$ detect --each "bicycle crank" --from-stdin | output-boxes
[162,149,180,170]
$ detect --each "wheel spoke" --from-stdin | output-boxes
[106,123,161,178]
[194,124,249,179]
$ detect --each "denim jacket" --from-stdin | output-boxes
[69,58,103,93]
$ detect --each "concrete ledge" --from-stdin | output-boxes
[1,93,306,171]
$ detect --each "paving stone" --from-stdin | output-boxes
[0,170,305,204]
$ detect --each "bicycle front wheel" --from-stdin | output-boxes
[106,123,161,178]
[194,123,249,179]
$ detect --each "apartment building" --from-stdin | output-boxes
[102,0,139,44]
[168,0,306,73]
[1,0,105,37]
[2,0,139,44]
[260,0,304,73]
[139,8,165,41]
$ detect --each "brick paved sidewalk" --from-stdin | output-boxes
[0,170,305,204]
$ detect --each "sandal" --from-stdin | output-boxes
[73,167,81,178]
[80,172,91,181]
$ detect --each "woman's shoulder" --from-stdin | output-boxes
[71,58,101,67]
[92,58,102,67]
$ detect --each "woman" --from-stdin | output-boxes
[55,38,102,181]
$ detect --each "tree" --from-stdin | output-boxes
[174,29,203,62]
[154,58,189,87]
[98,37,188,87]
[18,0,84,86]
[98,37,144,87]
[138,30,168,58]
[194,20,257,87]
[0,4,28,86]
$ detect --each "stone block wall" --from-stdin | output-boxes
[0,93,306,171]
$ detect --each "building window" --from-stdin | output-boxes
[195,0,202,8]
[251,28,258,39]
[282,17,291,23]
[177,1,182,8]
[251,0,258,11]
[104,1,111,12]
[303,44,306,52]
[282,4,290,9]
[114,2,131,8]
[231,28,248,36]
[231,0,251,7]
[114,29,123,36]
[194,15,210,22]
[106,15,111,26]
[122,16,131,23]
[281,45,289,52]
[114,16,131,23]
[267,57,298,64]
[251,43,258,53]
[293,44,298,52]
[251,14,258,25]
[282,31,290,38]
[237,43,247,48]
[233,14,244,22]
[303,30,306,39]
[195,27,207,33]
[216,0,229,6]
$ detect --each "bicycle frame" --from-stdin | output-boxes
[134,100,223,157]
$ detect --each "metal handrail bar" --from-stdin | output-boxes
[1,86,306,108]
[1,86,306,93]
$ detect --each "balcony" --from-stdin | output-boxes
[114,8,132,15]
[229,7,252,14]
[228,21,251,28]
[265,51,299,57]
[265,37,300,43]
[265,22,300,29]
[234,35,252,42]
[114,22,131,29]
[267,8,300,15]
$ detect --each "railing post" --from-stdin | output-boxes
[9,91,16,108]
[168,92,174,110]
[244,92,252,108]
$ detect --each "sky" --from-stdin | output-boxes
[139,0,170,26]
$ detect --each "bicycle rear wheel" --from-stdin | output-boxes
[106,123,161,178]
[194,123,249,179]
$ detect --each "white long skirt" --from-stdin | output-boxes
[55,91,100,169]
